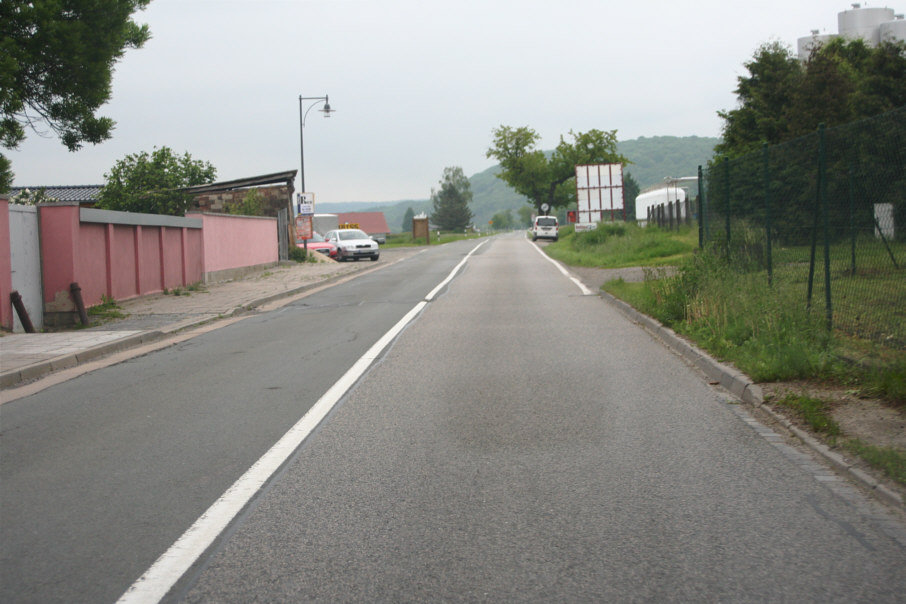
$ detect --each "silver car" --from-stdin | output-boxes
[324,228,380,262]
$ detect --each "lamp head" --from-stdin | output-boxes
[321,96,334,117]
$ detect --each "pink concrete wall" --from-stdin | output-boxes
[35,206,274,320]
[189,213,277,273]
[39,204,206,314]
[40,204,81,313]
[0,199,12,330]
[74,222,108,307]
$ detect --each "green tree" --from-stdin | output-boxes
[0,0,151,191]
[516,205,534,228]
[97,147,217,216]
[431,166,473,230]
[226,188,264,216]
[715,41,803,157]
[0,154,11,193]
[716,38,906,157]
[402,206,415,233]
[623,171,641,221]
[487,126,628,215]
[490,209,513,230]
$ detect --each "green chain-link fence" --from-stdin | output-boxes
[698,106,906,349]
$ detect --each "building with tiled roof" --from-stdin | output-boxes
[8,185,102,205]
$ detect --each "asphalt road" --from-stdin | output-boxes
[179,234,906,602]
[0,240,476,603]
[2,233,905,603]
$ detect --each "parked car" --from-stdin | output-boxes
[324,228,380,262]
[297,231,337,258]
[532,215,559,241]
[370,234,387,245]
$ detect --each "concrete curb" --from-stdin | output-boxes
[0,258,390,390]
[597,288,904,511]
[1,331,165,389]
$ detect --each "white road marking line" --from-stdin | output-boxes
[117,243,485,603]
[529,239,593,296]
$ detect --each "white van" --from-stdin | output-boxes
[532,215,559,241]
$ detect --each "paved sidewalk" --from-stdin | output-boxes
[0,251,414,389]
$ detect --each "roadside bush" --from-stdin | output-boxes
[288,246,313,262]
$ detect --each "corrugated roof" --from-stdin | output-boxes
[8,185,102,202]
[180,170,298,194]
[336,211,390,234]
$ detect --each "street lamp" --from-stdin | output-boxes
[298,94,334,196]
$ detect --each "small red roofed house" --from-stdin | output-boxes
[336,211,390,242]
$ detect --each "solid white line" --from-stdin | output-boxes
[117,245,486,603]
[529,240,593,296]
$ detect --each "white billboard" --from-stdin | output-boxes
[574,163,623,231]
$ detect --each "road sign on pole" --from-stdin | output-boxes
[295,214,313,243]
[297,192,315,215]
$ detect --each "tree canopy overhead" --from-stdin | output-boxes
[0,0,151,190]
[486,126,628,215]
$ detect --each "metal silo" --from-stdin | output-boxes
[838,4,896,46]
[797,30,837,61]
[879,15,906,43]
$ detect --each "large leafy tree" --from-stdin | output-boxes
[715,41,803,157]
[431,166,473,230]
[97,147,216,216]
[716,38,906,157]
[0,0,151,191]
[487,126,628,215]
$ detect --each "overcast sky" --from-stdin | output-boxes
[9,0,861,203]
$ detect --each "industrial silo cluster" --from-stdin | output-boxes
[797,3,905,60]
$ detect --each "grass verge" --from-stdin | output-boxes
[842,439,906,485]
[769,392,906,487]
[546,223,697,268]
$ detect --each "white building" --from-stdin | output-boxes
[798,4,905,61]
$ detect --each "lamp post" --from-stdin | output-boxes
[298,94,334,197]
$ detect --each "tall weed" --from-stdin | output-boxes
[648,249,831,381]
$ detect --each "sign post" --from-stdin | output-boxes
[295,193,315,254]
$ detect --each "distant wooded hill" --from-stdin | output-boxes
[318,135,719,232]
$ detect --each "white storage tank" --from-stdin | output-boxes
[635,185,686,223]
[838,4,896,46]
[798,30,837,61]
[880,15,906,43]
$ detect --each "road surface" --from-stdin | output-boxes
[2,234,905,603]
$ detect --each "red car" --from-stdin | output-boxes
[297,231,337,258]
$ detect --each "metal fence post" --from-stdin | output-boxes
[697,165,705,248]
[724,157,731,260]
[848,166,856,275]
[763,143,772,287]
[819,123,832,330]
